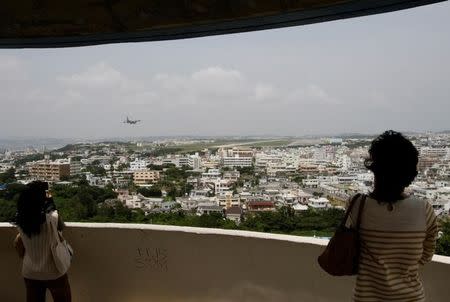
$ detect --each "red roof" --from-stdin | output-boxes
[225,206,243,215]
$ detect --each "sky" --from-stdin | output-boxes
[0,2,449,139]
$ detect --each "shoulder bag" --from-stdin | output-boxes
[49,211,73,274]
[317,193,366,276]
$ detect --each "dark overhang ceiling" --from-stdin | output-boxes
[0,0,445,48]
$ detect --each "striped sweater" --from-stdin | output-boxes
[347,195,438,302]
[18,211,65,280]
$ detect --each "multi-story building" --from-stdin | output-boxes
[219,147,254,168]
[162,156,189,168]
[188,154,202,170]
[215,180,231,195]
[0,163,14,173]
[224,147,254,158]
[223,171,240,182]
[69,159,82,176]
[133,170,160,186]
[217,193,241,208]
[29,160,70,182]
[130,159,149,171]
[221,156,253,168]
[201,169,221,181]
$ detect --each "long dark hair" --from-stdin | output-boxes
[365,130,418,203]
[15,181,48,237]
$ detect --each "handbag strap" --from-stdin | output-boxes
[48,210,61,243]
[341,193,360,227]
[341,193,366,229]
[355,194,367,230]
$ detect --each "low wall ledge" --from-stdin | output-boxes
[2,222,449,264]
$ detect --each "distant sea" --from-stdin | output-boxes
[0,138,75,151]
[0,136,284,150]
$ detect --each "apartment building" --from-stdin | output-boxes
[223,171,240,182]
[130,159,149,171]
[221,156,252,168]
[133,170,160,186]
[188,154,202,170]
[68,159,82,176]
[225,147,254,158]
[29,160,70,182]
[219,147,253,168]
[162,156,189,168]
[217,193,241,208]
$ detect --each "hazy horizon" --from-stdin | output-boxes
[1,2,449,139]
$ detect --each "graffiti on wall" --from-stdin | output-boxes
[134,247,168,272]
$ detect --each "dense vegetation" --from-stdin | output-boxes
[0,165,449,255]
[0,180,342,236]
[437,219,450,256]
[0,168,16,184]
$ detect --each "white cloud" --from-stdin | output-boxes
[58,62,133,91]
[152,66,251,105]
[286,84,339,105]
[191,67,247,99]
[253,83,277,102]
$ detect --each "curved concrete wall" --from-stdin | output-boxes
[1,223,449,302]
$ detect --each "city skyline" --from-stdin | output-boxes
[0,2,449,139]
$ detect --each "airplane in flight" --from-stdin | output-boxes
[123,116,141,125]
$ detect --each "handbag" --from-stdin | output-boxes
[317,193,366,276]
[49,211,73,274]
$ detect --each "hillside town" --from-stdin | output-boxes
[1,133,450,222]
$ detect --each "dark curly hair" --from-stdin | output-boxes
[15,181,48,237]
[365,130,418,203]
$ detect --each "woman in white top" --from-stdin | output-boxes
[15,181,71,302]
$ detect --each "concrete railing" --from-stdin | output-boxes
[1,223,449,302]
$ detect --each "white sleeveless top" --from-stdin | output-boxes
[18,211,66,280]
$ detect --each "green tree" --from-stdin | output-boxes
[137,186,162,197]
[117,163,129,171]
[52,183,117,221]
[437,219,450,256]
[0,168,16,184]
[14,154,44,166]
[0,183,26,200]
[0,199,17,222]
[95,200,133,222]
[147,164,163,171]
[291,175,305,184]
[85,164,106,176]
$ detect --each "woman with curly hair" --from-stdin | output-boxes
[348,130,438,302]
[15,181,72,302]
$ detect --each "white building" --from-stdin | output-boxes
[130,159,149,171]
[0,163,14,173]
[162,156,189,168]
[217,193,241,208]
[303,178,319,188]
[176,197,199,211]
[215,180,231,195]
[197,204,224,216]
[308,197,330,209]
[188,154,202,170]
[201,169,221,180]
[221,156,252,168]
[223,171,240,182]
